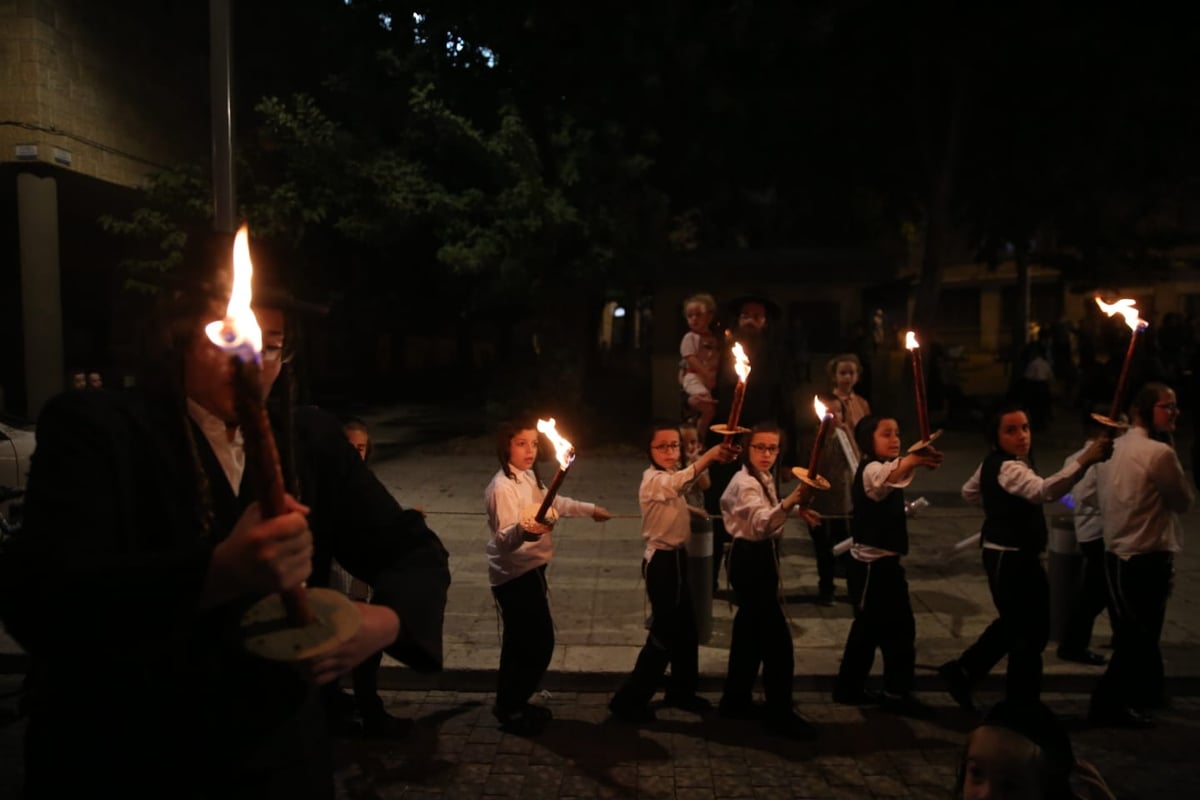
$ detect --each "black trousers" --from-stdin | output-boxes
[350,650,385,719]
[720,538,794,716]
[958,549,1049,704]
[1058,538,1110,655]
[492,566,554,716]
[611,549,700,708]
[835,556,916,696]
[1091,551,1173,712]
[807,517,847,596]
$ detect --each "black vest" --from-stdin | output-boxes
[851,458,908,555]
[979,450,1048,552]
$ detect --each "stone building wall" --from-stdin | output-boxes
[0,0,207,186]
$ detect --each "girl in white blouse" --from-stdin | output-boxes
[484,420,611,736]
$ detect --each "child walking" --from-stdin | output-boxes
[485,420,612,735]
[939,403,1111,710]
[717,422,821,740]
[832,415,942,717]
[810,353,872,605]
[678,293,720,439]
[609,421,737,723]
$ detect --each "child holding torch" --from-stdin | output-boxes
[939,403,1111,711]
[485,420,611,736]
[608,421,738,723]
[832,415,942,717]
[717,422,821,740]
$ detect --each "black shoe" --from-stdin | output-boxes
[494,705,548,737]
[817,591,836,607]
[763,711,818,740]
[608,699,656,725]
[663,693,713,714]
[524,703,553,722]
[832,687,884,706]
[938,660,976,712]
[361,711,415,740]
[880,692,936,720]
[718,698,765,720]
[1057,648,1107,666]
[1088,705,1154,729]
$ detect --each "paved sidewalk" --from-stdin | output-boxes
[2,407,1199,797]
[356,412,1200,699]
[324,689,1197,799]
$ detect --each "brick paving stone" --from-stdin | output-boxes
[674,767,714,789]
[750,786,792,800]
[676,787,717,800]
[639,774,676,798]
[443,783,486,800]
[462,744,500,763]
[482,773,526,798]
[638,761,676,777]
[861,773,910,797]
[492,755,532,775]
[712,774,757,797]
[560,773,603,797]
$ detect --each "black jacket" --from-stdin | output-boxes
[0,388,449,797]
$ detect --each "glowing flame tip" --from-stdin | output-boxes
[536,418,575,471]
[813,395,830,419]
[1094,296,1147,333]
[731,342,752,382]
[204,223,262,361]
[905,331,919,350]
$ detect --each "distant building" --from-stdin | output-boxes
[0,0,206,417]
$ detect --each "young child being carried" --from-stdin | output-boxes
[678,293,720,439]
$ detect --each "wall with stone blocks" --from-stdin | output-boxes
[0,0,207,188]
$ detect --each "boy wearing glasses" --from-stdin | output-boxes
[1089,382,1193,728]
[608,422,737,723]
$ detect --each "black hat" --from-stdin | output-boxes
[173,227,329,317]
[725,292,782,321]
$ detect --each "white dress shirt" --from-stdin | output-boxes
[850,458,914,562]
[720,466,787,542]
[640,464,702,561]
[187,398,244,492]
[484,467,596,587]
[1064,444,1103,544]
[962,455,1085,506]
[1094,427,1193,559]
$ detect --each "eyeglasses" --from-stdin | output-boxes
[1155,403,1180,412]
[651,443,681,452]
[739,313,766,323]
[749,444,780,454]
[262,344,286,363]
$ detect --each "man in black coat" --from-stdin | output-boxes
[0,243,450,797]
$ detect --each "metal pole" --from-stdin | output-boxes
[209,0,236,233]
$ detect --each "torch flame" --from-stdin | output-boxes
[813,395,830,419]
[1094,296,1147,333]
[732,342,752,382]
[205,224,263,361]
[905,331,919,350]
[537,418,576,471]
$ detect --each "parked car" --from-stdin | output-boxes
[0,413,35,492]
